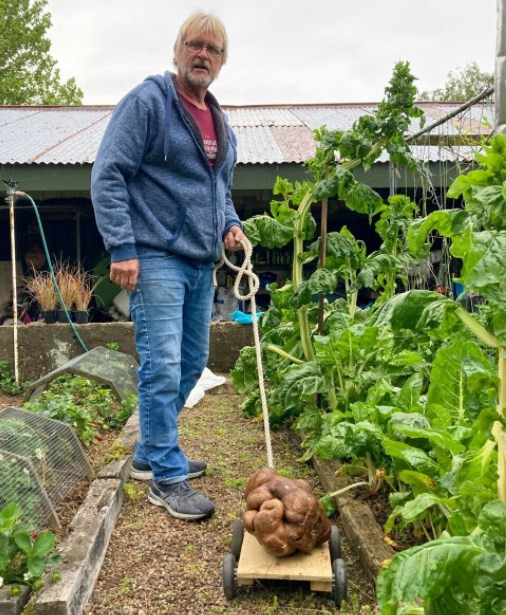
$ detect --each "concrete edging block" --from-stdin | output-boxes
[34,478,123,615]
[0,586,30,615]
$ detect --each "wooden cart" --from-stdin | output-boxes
[223,521,347,607]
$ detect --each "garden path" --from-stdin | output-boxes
[86,393,377,615]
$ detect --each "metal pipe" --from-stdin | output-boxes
[407,86,494,144]
[5,180,19,383]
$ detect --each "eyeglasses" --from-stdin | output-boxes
[184,40,224,59]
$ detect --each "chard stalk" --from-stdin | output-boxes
[455,307,500,348]
[266,344,303,364]
[293,188,316,362]
[456,305,504,500]
[495,347,506,502]
[365,452,376,486]
[325,481,370,499]
[328,368,338,410]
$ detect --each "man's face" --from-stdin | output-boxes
[176,30,224,89]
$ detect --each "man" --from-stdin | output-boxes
[91,11,243,521]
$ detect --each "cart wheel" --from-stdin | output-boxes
[223,553,238,600]
[329,525,341,561]
[230,520,244,559]
[332,558,347,607]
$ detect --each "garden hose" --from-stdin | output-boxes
[13,190,89,353]
[214,238,274,469]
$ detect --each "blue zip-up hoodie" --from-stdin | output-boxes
[91,71,241,264]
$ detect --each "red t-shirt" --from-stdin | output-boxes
[180,96,218,164]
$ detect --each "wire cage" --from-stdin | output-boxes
[0,406,93,528]
[25,346,138,402]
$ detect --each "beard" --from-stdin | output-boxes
[183,60,215,89]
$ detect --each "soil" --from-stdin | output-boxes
[86,394,378,615]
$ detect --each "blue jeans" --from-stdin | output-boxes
[129,249,214,484]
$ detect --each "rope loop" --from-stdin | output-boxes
[213,237,274,468]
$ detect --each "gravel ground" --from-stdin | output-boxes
[86,393,377,615]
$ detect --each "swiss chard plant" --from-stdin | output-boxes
[377,500,506,615]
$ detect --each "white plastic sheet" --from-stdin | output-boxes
[184,367,226,408]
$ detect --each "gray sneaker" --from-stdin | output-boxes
[130,459,206,481]
[148,480,215,520]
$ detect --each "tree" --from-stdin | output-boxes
[419,62,493,102]
[0,0,83,105]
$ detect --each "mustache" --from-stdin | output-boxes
[192,60,210,71]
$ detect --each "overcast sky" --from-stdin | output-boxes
[46,0,497,106]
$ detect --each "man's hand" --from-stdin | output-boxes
[110,259,139,292]
[224,225,245,251]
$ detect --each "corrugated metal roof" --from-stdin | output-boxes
[0,102,493,166]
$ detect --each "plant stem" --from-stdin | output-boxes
[494,347,506,502]
[266,344,303,364]
[325,481,370,499]
[293,188,316,362]
[328,368,337,410]
[455,307,500,348]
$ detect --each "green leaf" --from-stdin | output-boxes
[398,470,437,494]
[374,290,453,334]
[407,209,469,257]
[13,530,32,556]
[377,537,484,612]
[382,438,439,476]
[32,531,55,557]
[0,503,22,532]
[397,372,424,410]
[290,269,337,308]
[427,339,496,421]
[478,500,506,549]
[27,555,46,578]
[243,215,294,249]
[398,493,452,523]
[452,230,506,326]
[345,182,384,216]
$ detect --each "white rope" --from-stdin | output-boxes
[214,238,274,469]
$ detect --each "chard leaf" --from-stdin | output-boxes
[231,346,258,394]
[407,209,469,257]
[344,182,384,216]
[377,537,484,613]
[451,230,506,333]
[396,372,424,410]
[398,470,437,494]
[382,438,439,476]
[309,228,366,271]
[390,414,465,455]
[427,339,496,421]
[243,215,293,248]
[290,269,337,308]
[398,493,453,523]
[374,290,453,334]
[478,500,506,550]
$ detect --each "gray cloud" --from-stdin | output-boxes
[46,0,495,105]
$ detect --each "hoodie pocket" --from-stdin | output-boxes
[165,204,187,248]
